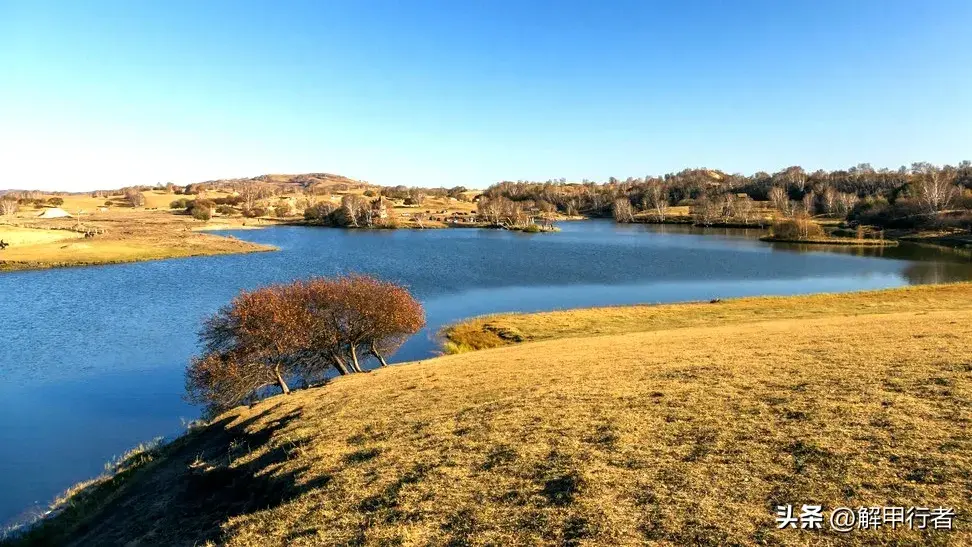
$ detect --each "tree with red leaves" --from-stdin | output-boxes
[186,275,425,414]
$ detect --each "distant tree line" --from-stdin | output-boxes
[0,194,66,214]
[304,195,397,228]
[186,275,425,416]
[380,185,469,204]
[480,162,972,231]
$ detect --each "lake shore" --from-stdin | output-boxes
[758,235,899,246]
[0,213,277,273]
[11,282,972,545]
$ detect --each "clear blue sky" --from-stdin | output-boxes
[2,0,970,191]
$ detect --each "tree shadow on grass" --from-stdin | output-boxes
[8,403,325,547]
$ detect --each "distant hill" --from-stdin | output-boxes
[189,173,371,195]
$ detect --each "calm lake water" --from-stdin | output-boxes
[1,220,971,526]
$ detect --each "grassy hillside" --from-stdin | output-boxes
[8,285,972,545]
[443,283,972,352]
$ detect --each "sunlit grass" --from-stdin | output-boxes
[8,284,972,545]
[443,282,972,352]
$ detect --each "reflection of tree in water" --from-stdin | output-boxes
[638,223,972,282]
[767,240,972,265]
[637,223,765,239]
[901,261,972,285]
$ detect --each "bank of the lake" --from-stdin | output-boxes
[1,220,972,528]
[758,235,898,246]
[9,283,972,546]
[0,215,277,272]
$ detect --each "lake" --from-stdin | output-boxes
[1,220,971,526]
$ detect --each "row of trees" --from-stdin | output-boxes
[304,195,390,228]
[0,194,66,214]
[186,275,425,415]
[380,185,470,203]
[475,195,556,227]
[485,162,972,230]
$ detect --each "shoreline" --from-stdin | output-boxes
[441,281,971,353]
[758,235,899,246]
[0,244,277,273]
[0,219,278,273]
[11,282,972,544]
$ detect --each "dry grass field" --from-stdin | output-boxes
[9,284,971,546]
[443,283,972,352]
[0,181,484,270]
[0,207,275,272]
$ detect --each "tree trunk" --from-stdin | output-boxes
[275,367,291,394]
[332,355,350,376]
[349,345,363,372]
[371,342,388,367]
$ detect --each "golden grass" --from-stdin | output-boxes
[0,226,82,246]
[0,208,275,272]
[0,231,274,272]
[443,283,972,352]
[10,284,972,545]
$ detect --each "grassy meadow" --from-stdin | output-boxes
[7,283,971,545]
[443,282,972,352]
[0,181,483,271]
[0,190,277,271]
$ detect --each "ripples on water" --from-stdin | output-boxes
[1,220,970,525]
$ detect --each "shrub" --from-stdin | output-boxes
[215,205,236,215]
[522,224,542,233]
[848,197,929,229]
[170,198,192,209]
[274,202,293,217]
[0,198,18,216]
[190,203,213,221]
[243,207,268,218]
[123,188,146,207]
[212,196,244,206]
[48,197,64,206]
[770,218,825,240]
[304,202,336,223]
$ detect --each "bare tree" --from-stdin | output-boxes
[914,165,957,213]
[801,191,816,216]
[783,166,807,192]
[239,183,259,211]
[340,194,367,227]
[644,182,668,221]
[821,187,838,216]
[0,198,18,216]
[836,192,858,217]
[694,196,719,226]
[735,196,755,224]
[124,188,146,207]
[768,187,790,215]
[612,198,634,223]
[720,193,736,222]
[476,196,504,225]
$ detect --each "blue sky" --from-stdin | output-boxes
[2,0,970,191]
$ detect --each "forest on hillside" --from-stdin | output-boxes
[477,162,972,231]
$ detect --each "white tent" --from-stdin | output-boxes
[37,207,73,219]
